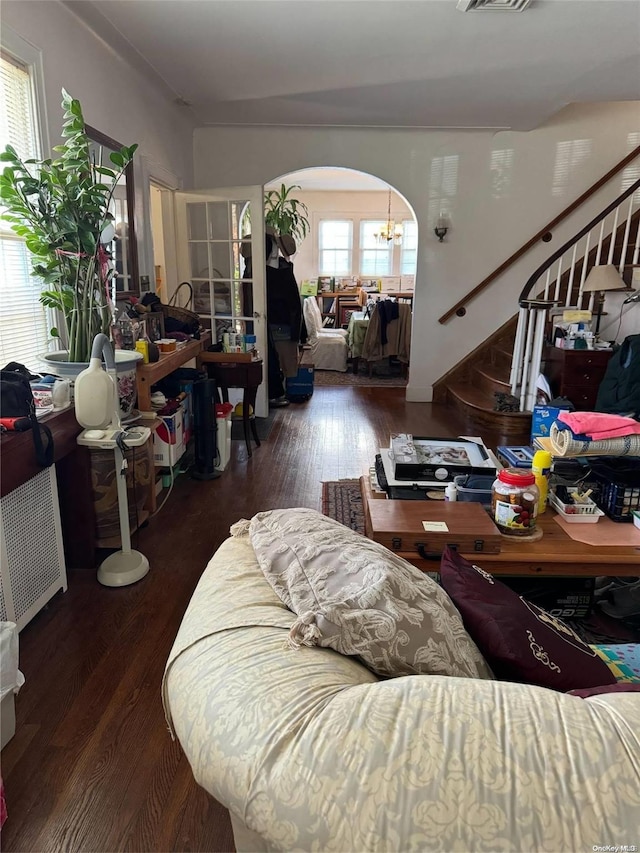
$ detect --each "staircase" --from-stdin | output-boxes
[433,317,532,445]
[434,166,640,444]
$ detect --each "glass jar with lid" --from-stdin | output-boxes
[491,468,540,536]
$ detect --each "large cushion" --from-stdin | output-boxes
[246,508,492,680]
[439,547,617,692]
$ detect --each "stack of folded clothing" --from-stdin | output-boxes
[550,411,640,457]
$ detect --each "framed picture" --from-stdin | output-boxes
[339,302,360,327]
[144,311,165,342]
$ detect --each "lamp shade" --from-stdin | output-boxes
[582,264,626,293]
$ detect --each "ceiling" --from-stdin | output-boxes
[63,0,640,132]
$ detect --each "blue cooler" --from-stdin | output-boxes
[286,365,314,402]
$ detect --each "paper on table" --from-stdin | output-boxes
[554,514,640,547]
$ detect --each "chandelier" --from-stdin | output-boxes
[374,188,403,246]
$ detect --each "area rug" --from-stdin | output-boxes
[322,479,365,532]
[321,479,638,644]
[314,370,407,388]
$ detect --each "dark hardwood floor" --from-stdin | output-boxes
[1,388,487,852]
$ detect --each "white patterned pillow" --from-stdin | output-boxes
[247,508,492,680]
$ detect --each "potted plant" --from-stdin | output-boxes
[264,183,310,242]
[0,89,138,367]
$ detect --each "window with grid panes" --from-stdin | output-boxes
[0,51,50,371]
[318,220,352,276]
[360,221,392,276]
[400,220,418,275]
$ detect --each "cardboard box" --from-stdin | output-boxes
[400,274,415,291]
[496,446,535,469]
[530,406,570,442]
[501,577,595,619]
[153,408,185,467]
[380,276,402,292]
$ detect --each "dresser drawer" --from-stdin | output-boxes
[561,362,609,385]
[563,385,600,409]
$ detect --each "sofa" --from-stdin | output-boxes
[163,512,640,852]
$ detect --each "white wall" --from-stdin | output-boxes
[194,102,640,400]
[2,0,197,287]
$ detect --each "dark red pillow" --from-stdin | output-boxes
[439,547,616,692]
[569,684,640,698]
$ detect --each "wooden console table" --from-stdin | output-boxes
[135,332,211,413]
[361,477,640,576]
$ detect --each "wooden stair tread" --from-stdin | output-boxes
[447,381,530,419]
[474,361,511,388]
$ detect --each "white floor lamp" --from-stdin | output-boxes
[74,334,151,586]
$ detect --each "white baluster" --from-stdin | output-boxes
[510,306,528,395]
[618,197,634,273]
[519,309,537,411]
[565,244,578,307]
[525,310,547,412]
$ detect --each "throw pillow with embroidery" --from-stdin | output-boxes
[246,508,493,681]
[439,547,616,692]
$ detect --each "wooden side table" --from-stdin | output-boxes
[197,354,264,457]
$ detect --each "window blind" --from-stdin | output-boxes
[0,52,50,371]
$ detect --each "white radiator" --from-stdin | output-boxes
[0,467,68,631]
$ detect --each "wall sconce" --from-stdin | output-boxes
[434,214,448,242]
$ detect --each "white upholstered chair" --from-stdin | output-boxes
[302,297,348,372]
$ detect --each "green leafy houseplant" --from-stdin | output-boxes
[0,89,137,363]
[264,183,310,243]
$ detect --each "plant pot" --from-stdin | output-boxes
[40,350,143,420]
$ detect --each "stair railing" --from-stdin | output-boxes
[510,177,640,411]
[438,145,640,325]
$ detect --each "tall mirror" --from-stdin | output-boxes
[86,125,139,295]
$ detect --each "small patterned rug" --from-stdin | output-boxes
[321,479,638,644]
[314,369,407,388]
[322,479,365,532]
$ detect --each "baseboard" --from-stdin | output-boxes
[405,383,433,403]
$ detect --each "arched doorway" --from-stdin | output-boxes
[264,167,417,386]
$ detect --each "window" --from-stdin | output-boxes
[0,49,49,371]
[400,220,418,275]
[319,220,352,276]
[360,221,392,276]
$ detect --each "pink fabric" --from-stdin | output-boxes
[557,410,640,440]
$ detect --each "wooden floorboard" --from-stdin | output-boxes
[1,388,484,853]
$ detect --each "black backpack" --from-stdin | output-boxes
[0,362,54,467]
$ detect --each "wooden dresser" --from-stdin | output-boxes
[543,346,613,410]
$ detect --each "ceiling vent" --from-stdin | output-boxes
[456,0,533,10]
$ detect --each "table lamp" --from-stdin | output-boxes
[581,264,627,336]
